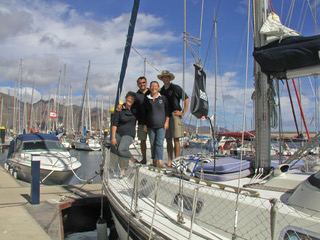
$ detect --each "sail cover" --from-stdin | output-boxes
[253,35,320,79]
[190,65,209,118]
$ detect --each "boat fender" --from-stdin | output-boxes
[13,170,18,179]
[3,162,9,171]
[273,164,290,177]
[9,166,14,175]
[96,217,108,240]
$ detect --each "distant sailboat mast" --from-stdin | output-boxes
[0,97,3,127]
[19,60,23,134]
[62,64,67,132]
[78,60,91,135]
[29,82,35,132]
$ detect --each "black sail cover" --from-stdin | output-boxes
[253,35,320,78]
[190,64,209,118]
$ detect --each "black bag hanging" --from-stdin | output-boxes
[190,64,209,118]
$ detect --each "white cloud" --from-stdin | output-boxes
[0,0,318,133]
[0,0,180,107]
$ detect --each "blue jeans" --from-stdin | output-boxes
[148,128,165,160]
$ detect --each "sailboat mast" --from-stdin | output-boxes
[253,0,271,169]
[29,82,34,131]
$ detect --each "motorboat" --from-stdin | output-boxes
[4,133,81,185]
[73,136,101,151]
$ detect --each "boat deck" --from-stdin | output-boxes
[0,166,103,240]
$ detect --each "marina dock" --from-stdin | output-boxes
[0,166,105,240]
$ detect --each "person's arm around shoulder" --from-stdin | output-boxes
[116,104,124,112]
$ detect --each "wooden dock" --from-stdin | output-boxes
[0,166,104,240]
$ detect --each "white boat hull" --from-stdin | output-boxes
[6,160,77,185]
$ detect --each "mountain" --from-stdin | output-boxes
[0,91,110,134]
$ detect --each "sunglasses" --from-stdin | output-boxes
[138,81,146,84]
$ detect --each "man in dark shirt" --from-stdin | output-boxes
[158,70,189,167]
[134,77,151,164]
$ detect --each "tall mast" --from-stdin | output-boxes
[7,90,10,129]
[56,70,62,131]
[78,60,91,135]
[29,82,34,131]
[253,0,271,169]
[0,97,3,127]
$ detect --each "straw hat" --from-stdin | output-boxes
[157,70,175,81]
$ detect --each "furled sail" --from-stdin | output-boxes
[260,12,300,44]
[190,64,209,118]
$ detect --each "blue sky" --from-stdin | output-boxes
[0,0,319,133]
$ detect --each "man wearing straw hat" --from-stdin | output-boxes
[158,70,189,167]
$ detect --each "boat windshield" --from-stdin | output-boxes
[46,141,69,152]
[22,141,47,152]
[22,141,67,152]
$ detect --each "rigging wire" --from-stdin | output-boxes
[203,0,221,68]
[232,0,251,238]
[297,0,307,33]
[283,0,295,27]
[306,0,320,33]
[131,46,160,74]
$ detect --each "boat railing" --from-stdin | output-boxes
[284,132,320,168]
[101,145,320,240]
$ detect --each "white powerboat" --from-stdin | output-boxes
[73,136,101,151]
[5,133,81,185]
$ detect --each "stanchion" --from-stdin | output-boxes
[30,154,40,205]
[0,126,5,144]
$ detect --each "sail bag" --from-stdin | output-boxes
[190,65,209,118]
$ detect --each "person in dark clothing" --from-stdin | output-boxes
[142,81,170,167]
[111,91,138,175]
[134,77,151,164]
[116,76,151,164]
[158,70,189,167]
